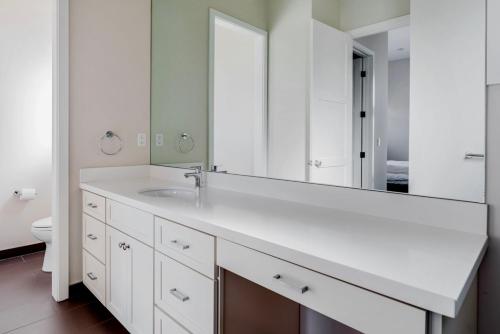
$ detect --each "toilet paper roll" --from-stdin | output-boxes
[15,188,37,200]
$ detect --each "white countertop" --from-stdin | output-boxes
[81,177,487,318]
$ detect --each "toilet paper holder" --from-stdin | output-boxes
[13,188,38,200]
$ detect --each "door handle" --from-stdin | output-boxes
[465,153,485,160]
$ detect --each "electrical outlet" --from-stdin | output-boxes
[137,133,147,147]
[155,133,164,147]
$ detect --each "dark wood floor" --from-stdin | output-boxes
[0,252,128,333]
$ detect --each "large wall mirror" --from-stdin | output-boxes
[151,0,486,203]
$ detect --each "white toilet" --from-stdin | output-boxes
[31,217,52,272]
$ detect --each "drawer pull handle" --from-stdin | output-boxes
[87,203,98,209]
[170,240,190,250]
[87,234,98,240]
[169,288,190,302]
[273,274,309,294]
[87,272,98,281]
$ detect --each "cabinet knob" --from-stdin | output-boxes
[87,203,98,209]
[87,234,97,240]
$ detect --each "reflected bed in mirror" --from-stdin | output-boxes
[151,0,486,203]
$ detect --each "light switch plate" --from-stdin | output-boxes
[155,133,164,147]
[137,133,147,147]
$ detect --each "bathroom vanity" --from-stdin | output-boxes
[80,165,487,334]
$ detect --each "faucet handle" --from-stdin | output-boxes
[191,165,202,173]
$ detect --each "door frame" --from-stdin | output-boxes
[352,42,375,189]
[208,9,269,174]
[52,0,70,301]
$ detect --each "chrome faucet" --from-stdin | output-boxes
[184,166,203,189]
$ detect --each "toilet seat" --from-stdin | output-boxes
[32,217,52,230]
[31,216,52,272]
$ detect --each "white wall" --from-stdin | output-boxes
[356,33,389,191]
[0,0,52,251]
[479,84,500,333]
[487,0,500,85]
[69,0,151,283]
[387,59,410,161]
[267,0,311,182]
[479,5,500,329]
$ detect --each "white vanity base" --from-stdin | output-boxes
[79,165,486,334]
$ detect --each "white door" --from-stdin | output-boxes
[310,20,353,186]
[106,227,132,325]
[409,0,486,202]
[210,10,268,177]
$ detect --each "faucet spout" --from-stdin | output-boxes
[184,166,202,189]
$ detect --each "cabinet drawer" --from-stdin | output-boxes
[83,250,105,305]
[155,307,190,334]
[155,252,214,334]
[82,214,105,263]
[217,239,426,334]
[107,200,154,246]
[82,191,106,221]
[155,217,215,278]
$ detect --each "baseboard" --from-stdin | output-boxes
[0,242,46,260]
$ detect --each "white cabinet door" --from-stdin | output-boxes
[106,226,154,334]
[106,226,132,324]
[310,19,353,187]
[130,234,154,334]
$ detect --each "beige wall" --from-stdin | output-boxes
[0,0,52,251]
[69,0,151,283]
[312,0,341,29]
[340,0,410,31]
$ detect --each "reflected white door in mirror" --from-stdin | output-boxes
[80,165,487,334]
[151,0,486,203]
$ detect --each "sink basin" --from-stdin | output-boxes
[139,187,197,199]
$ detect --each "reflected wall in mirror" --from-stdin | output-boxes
[151,0,486,202]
